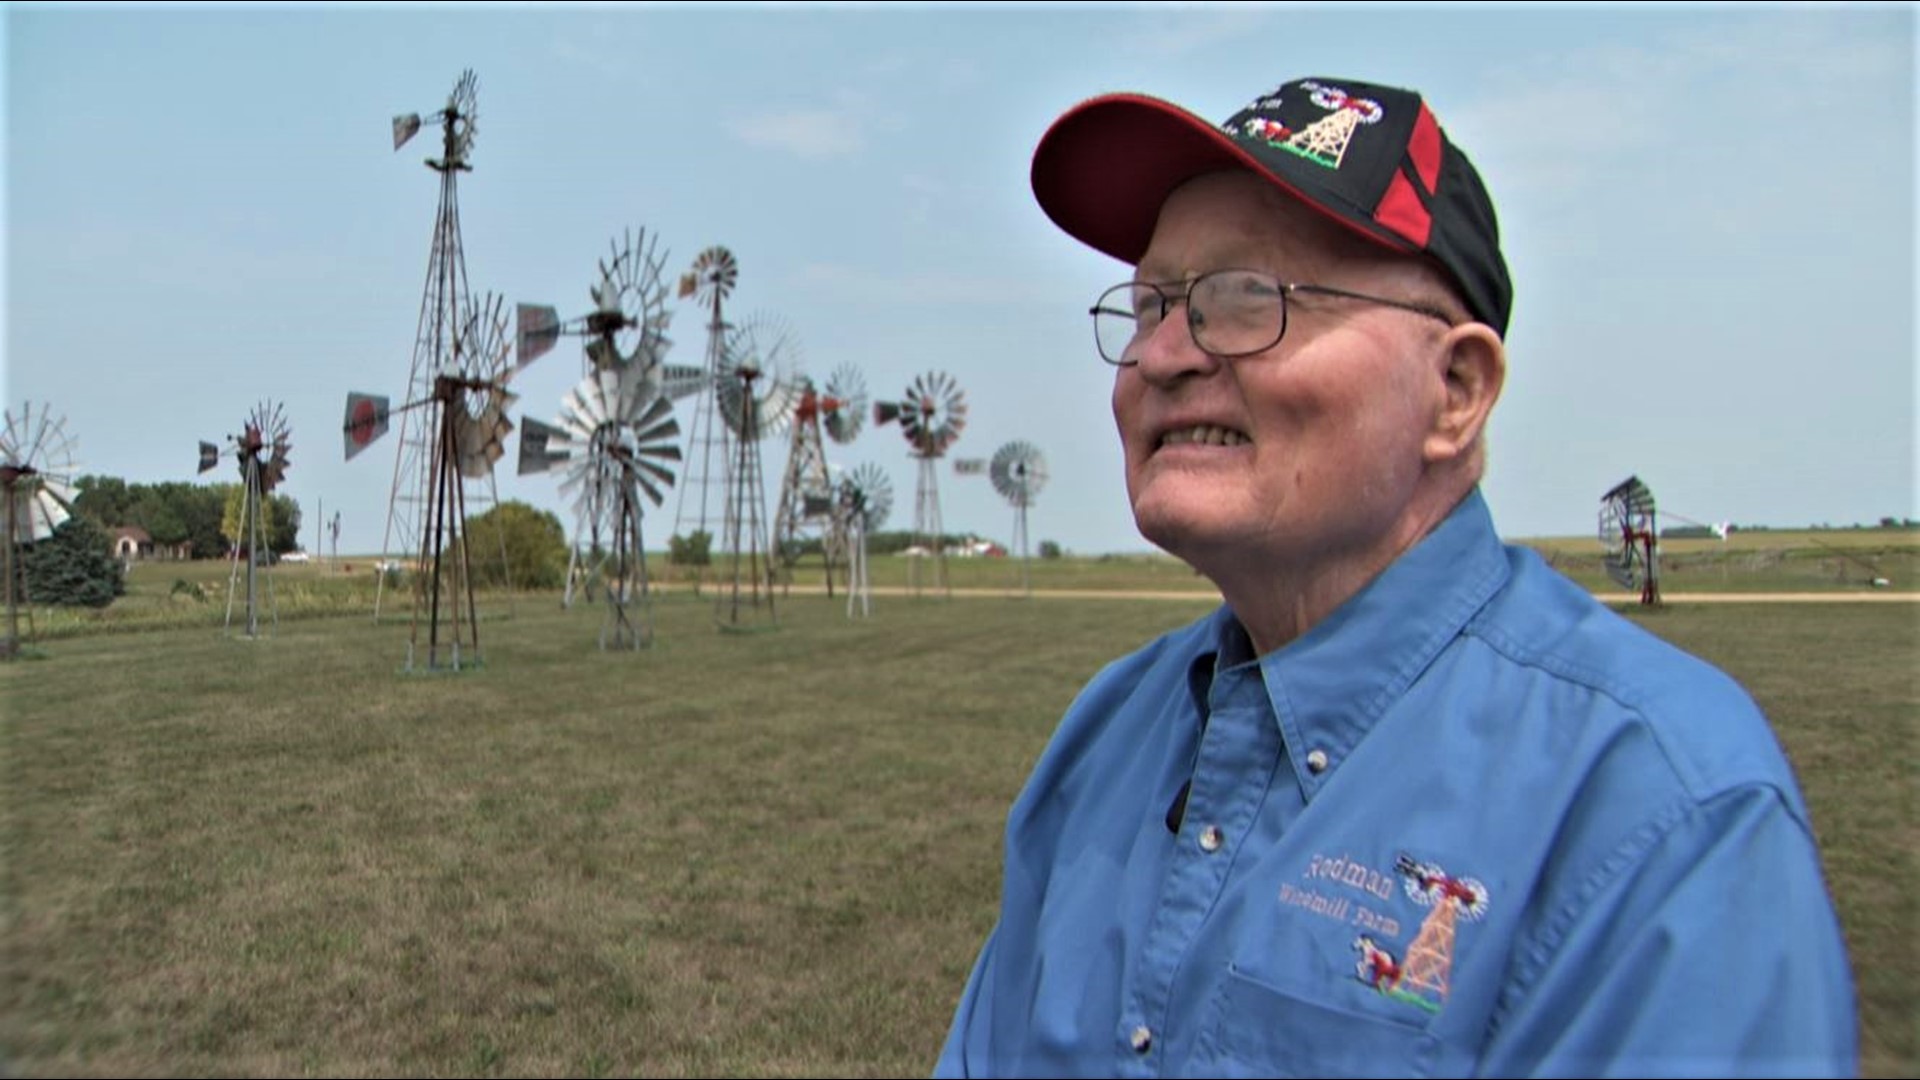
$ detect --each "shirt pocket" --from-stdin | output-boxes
[1189,962,1440,1079]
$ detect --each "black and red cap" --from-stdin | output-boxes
[1031,77,1512,336]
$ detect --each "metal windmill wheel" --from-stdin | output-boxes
[521,364,681,649]
[1599,475,1660,606]
[516,227,674,374]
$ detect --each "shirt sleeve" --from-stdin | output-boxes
[1477,782,1858,1078]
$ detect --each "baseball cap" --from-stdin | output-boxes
[1030,77,1512,336]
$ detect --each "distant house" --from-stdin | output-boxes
[109,527,189,562]
[111,526,153,562]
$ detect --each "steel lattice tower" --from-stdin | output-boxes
[671,247,739,590]
[377,70,510,620]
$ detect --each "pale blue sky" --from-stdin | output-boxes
[6,3,1915,557]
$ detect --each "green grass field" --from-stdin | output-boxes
[1,547,1914,1077]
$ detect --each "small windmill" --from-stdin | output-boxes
[520,365,680,650]
[1,403,79,658]
[516,227,678,610]
[874,370,967,597]
[835,461,892,619]
[712,313,802,629]
[345,290,529,670]
[774,362,866,594]
[990,440,1048,595]
[670,245,741,579]
[1599,475,1660,606]
[198,401,292,638]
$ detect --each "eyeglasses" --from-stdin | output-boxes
[1089,268,1457,367]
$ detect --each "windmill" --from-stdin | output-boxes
[670,245,741,583]
[874,370,967,597]
[712,313,802,628]
[1599,475,1661,606]
[345,290,526,671]
[377,68,506,620]
[197,400,292,638]
[515,227,678,609]
[990,440,1048,595]
[519,364,681,650]
[515,226,674,379]
[1,403,79,659]
[835,461,892,619]
[773,362,866,594]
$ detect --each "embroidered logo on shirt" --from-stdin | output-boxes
[1349,854,1491,1013]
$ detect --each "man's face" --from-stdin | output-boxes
[1112,170,1450,574]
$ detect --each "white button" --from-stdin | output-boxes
[1129,1025,1153,1053]
[1199,825,1225,852]
[1306,749,1330,774]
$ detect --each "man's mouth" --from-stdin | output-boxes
[1159,424,1250,449]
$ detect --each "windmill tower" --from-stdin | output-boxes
[773,363,866,594]
[874,370,967,597]
[516,227,676,608]
[378,69,507,618]
[198,400,292,638]
[1600,475,1661,606]
[989,440,1048,596]
[1279,81,1384,169]
[520,365,681,650]
[671,246,740,585]
[1,403,79,659]
[1393,854,1490,1006]
[713,314,801,629]
[345,291,527,671]
[835,461,891,619]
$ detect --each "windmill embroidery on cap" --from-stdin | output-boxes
[1240,80,1386,171]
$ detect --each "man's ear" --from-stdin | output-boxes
[1424,323,1505,465]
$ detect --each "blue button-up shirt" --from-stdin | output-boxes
[935,490,1857,1078]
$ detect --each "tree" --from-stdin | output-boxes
[1039,540,1063,560]
[268,493,301,554]
[22,515,125,608]
[220,483,272,554]
[669,530,712,567]
[464,500,568,590]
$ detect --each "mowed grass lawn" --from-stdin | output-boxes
[1,565,1913,1076]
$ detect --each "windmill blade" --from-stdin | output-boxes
[31,489,72,538]
[343,393,390,460]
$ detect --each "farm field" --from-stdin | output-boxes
[2,545,1915,1077]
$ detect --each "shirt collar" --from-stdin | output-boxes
[1221,489,1509,797]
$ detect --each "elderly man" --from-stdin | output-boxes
[935,76,1856,1078]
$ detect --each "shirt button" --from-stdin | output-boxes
[1129,1025,1153,1053]
[1306,749,1330,774]
[1199,825,1225,852]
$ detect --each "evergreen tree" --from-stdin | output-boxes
[22,516,125,608]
